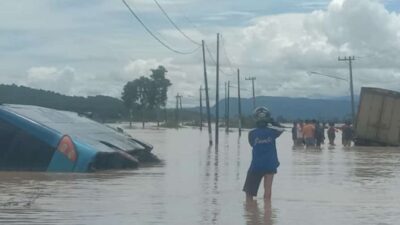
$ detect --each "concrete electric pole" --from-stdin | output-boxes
[215,33,220,147]
[245,76,256,109]
[338,56,356,122]
[201,40,213,145]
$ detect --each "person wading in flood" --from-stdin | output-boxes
[341,121,354,147]
[302,120,316,148]
[243,107,284,202]
[315,121,325,149]
[296,120,304,146]
[327,122,337,146]
[291,122,297,146]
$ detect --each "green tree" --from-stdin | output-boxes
[122,76,152,128]
[122,65,171,128]
[149,66,171,126]
[122,80,137,127]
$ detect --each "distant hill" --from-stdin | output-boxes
[0,84,126,121]
[0,84,358,122]
[206,96,358,121]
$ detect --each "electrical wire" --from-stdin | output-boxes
[205,43,232,76]
[122,0,200,55]
[150,0,237,75]
[182,14,201,33]
[307,71,348,82]
[153,0,201,46]
[221,35,237,74]
[205,43,217,64]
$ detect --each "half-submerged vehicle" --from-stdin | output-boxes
[0,104,159,172]
[355,87,400,146]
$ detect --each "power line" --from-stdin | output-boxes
[307,71,348,81]
[205,43,233,76]
[179,13,238,77]
[205,43,217,64]
[153,0,201,46]
[122,0,200,55]
[182,14,201,32]
[220,35,236,74]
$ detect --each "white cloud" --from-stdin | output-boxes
[1,0,400,107]
[24,66,76,94]
[220,0,400,99]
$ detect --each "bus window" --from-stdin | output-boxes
[0,119,55,171]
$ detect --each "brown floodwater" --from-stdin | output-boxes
[1,125,400,225]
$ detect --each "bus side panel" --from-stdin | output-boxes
[72,140,98,172]
[47,151,75,172]
[47,140,98,172]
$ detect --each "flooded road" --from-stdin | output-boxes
[1,126,400,225]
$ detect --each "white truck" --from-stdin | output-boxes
[355,87,400,146]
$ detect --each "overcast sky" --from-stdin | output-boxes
[1,0,400,106]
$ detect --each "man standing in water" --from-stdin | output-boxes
[291,122,297,146]
[315,121,325,149]
[341,121,354,147]
[243,107,284,202]
[327,122,337,146]
[302,120,316,148]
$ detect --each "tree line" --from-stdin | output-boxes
[121,65,172,127]
[0,65,179,126]
[1,65,352,128]
[0,84,126,122]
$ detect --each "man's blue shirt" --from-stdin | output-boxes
[248,126,283,173]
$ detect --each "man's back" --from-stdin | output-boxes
[302,124,315,138]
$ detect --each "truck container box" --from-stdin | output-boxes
[355,87,400,146]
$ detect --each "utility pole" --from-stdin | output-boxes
[237,69,242,137]
[226,81,231,133]
[175,93,179,125]
[338,56,356,122]
[245,76,256,109]
[199,86,204,131]
[175,93,183,126]
[224,82,227,132]
[179,95,183,125]
[164,107,168,124]
[202,40,212,145]
[215,33,220,147]
[179,96,183,113]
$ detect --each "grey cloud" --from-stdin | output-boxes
[23,66,76,95]
[1,0,400,107]
[220,0,400,100]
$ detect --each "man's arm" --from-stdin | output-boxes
[269,125,285,138]
[270,119,290,128]
[248,130,255,147]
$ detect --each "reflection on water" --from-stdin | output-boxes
[244,200,276,225]
[0,126,400,225]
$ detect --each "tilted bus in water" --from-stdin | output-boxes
[0,104,159,172]
[355,87,400,146]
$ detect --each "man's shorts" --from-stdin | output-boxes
[243,170,276,196]
[305,137,316,146]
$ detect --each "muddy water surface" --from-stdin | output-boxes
[0,126,400,225]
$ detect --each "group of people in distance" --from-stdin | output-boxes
[291,120,354,149]
[242,107,356,202]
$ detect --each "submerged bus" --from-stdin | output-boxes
[0,104,158,172]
